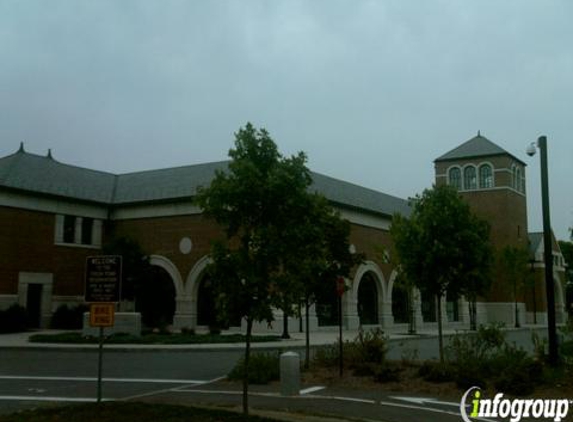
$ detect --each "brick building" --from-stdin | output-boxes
[435,133,568,326]
[0,134,568,332]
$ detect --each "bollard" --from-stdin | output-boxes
[280,351,300,396]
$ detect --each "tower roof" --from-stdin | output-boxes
[435,132,525,165]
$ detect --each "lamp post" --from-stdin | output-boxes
[526,136,558,365]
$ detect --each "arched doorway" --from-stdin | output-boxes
[197,275,217,327]
[136,265,176,329]
[358,272,379,325]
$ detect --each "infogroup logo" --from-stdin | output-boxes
[460,387,571,422]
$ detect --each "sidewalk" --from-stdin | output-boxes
[0,325,548,358]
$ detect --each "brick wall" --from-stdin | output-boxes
[0,206,101,296]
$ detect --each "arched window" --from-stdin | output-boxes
[479,164,493,188]
[448,167,461,190]
[463,166,477,190]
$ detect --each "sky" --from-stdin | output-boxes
[1,1,571,240]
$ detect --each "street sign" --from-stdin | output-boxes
[85,255,122,303]
[90,303,115,327]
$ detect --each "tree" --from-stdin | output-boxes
[195,123,317,415]
[279,193,362,368]
[391,185,493,362]
[498,246,531,328]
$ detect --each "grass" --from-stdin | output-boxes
[28,331,281,345]
[0,402,281,422]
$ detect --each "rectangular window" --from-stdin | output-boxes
[63,215,76,243]
[56,215,100,247]
[81,217,93,245]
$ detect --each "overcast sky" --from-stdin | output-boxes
[1,1,571,240]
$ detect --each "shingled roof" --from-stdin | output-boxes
[0,147,116,203]
[0,147,410,218]
[435,132,525,165]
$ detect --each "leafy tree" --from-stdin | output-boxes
[279,193,362,368]
[391,185,493,362]
[103,237,174,328]
[498,246,531,328]
[195,123,316,415]
[102,236,151,304]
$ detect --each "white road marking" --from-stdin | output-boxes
[299,386,325,395]
[0,396,113,402]
[390,395,462,407]
[0,375,205,384]
[120,376,227,401]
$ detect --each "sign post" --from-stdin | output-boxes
[85,255,121,404]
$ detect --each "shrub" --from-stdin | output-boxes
[228,352,280,384]
[313,341,355,368]
[348,328,388,365]
[418,361,456,383]
[0,304,28,333]
[371,362,402,383]
[490,344,543,396]
[51,304,89,329]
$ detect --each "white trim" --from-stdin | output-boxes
[54,242,100,250]
[18,272,53,328]
[457,186,526,197]
[445,165,462,189]
[185,256,213,297]
[0,190,107,218]
[111,202,202,220]
[149,255,184,297]
[337,208,390,230]
[477,161,495,189]
[462,164,477,190]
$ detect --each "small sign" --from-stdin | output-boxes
[90,303,115,327]
[85,255,122,303]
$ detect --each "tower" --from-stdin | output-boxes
[434,132,529,323]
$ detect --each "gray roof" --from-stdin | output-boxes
[435,133,525,165]
[0,147,410,218]
[0,149,116,203]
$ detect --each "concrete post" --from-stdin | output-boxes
[280,352,300,396]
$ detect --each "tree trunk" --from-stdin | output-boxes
[242,317,253,416]
[305,299,310,369]
[437,294,444,363]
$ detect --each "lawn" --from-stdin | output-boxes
[0,402,280,422]
[28,331,281,345]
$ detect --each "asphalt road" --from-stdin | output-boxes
[0,348,496,421]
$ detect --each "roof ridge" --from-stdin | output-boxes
[311,171,405,202]
[117,159,229,177]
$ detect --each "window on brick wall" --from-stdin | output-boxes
[463,166,477,190]
[55,215,101,247]
[448,167,462,190]
[63,215,75,243]
[81,217,93,245]
[479,164,493,188]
